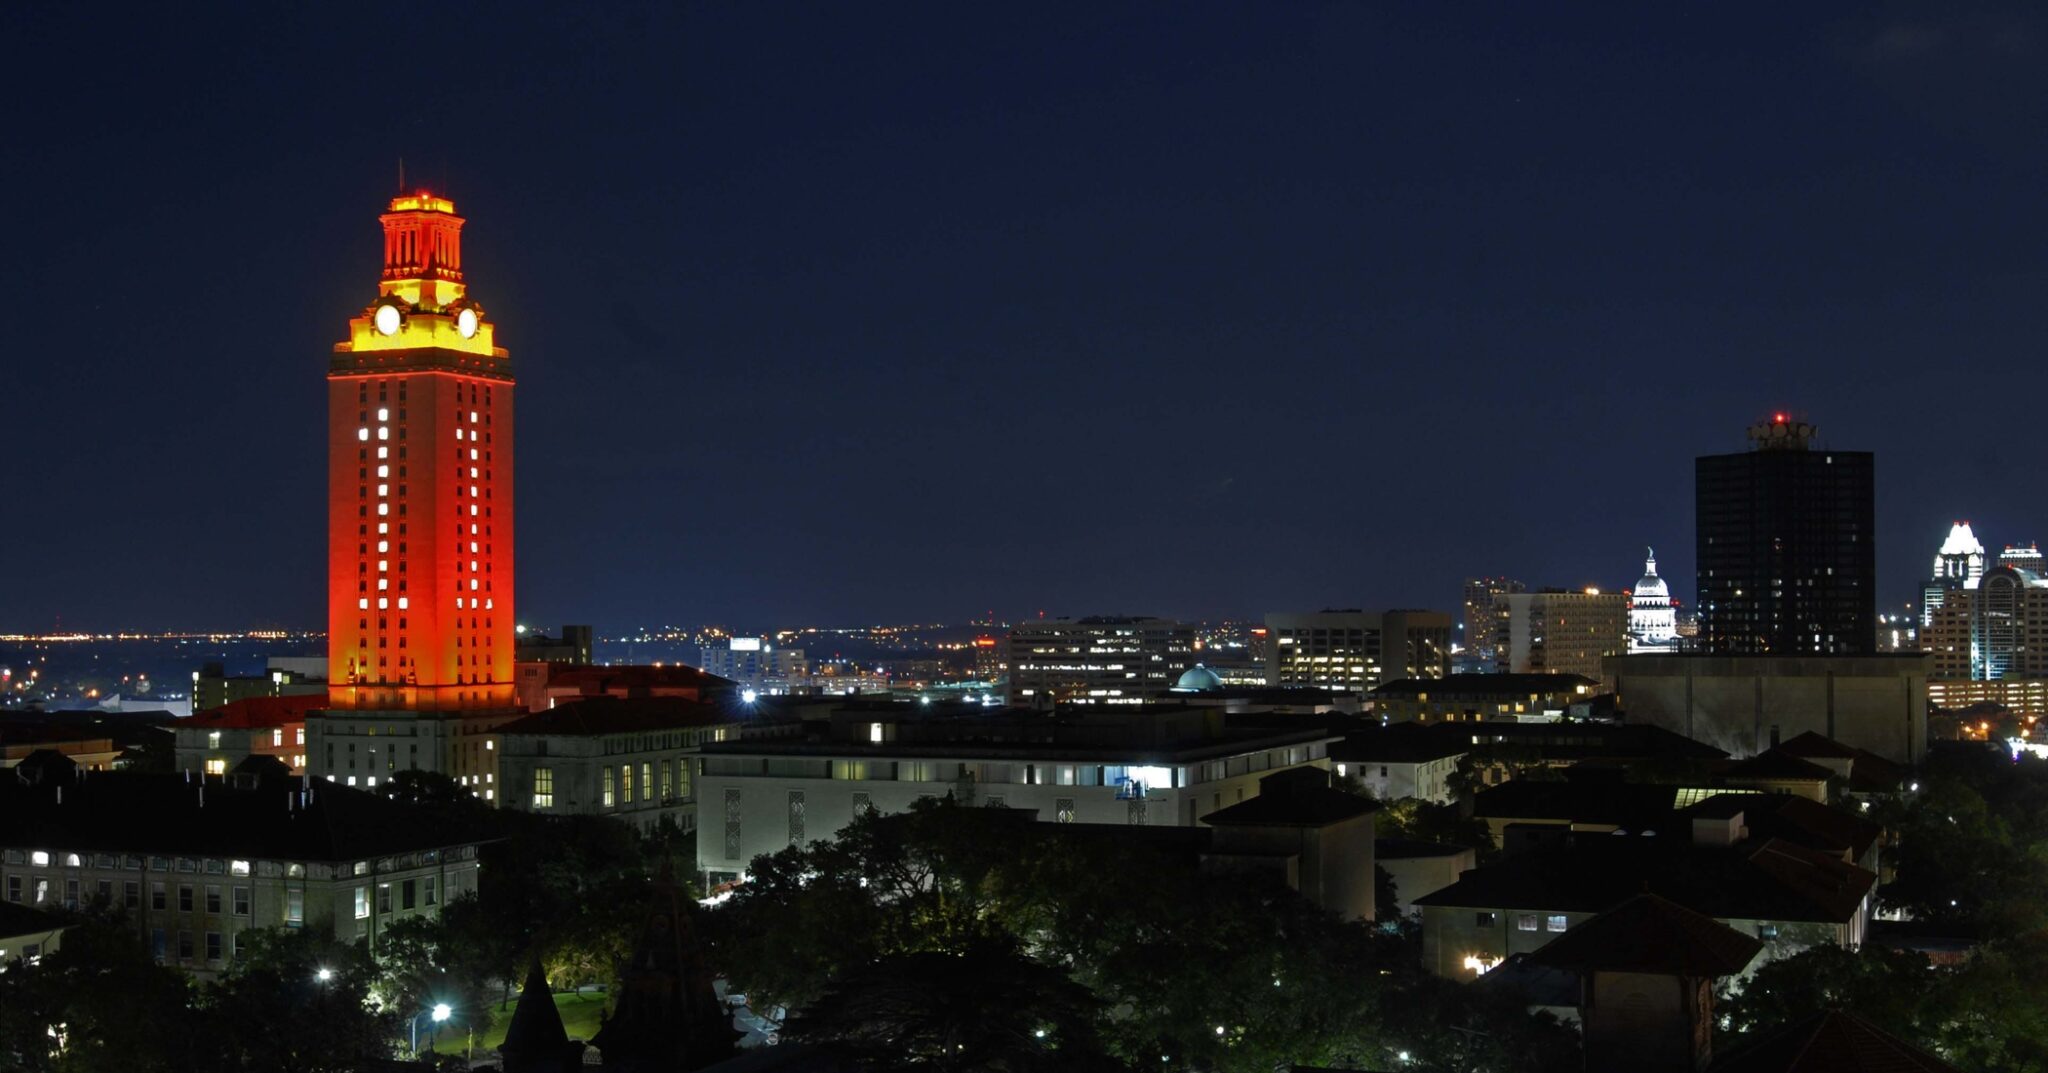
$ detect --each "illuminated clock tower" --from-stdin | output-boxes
[327,190,515,711]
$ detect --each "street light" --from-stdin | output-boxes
[410,1003,452,1055]
[314,967,333,983]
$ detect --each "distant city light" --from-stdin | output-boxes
[741,689,758,704]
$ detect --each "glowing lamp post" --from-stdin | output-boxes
[411,1003,451,1055]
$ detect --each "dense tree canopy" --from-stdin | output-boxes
[709,797,1575,1073]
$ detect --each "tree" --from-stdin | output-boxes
[787,940,1125,1073]
[0,913,198,1073]
[1716,945,1945,1046]
[202,927,397,1072]
[708,797,1568,1073]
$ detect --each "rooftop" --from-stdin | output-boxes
[496,696,748,737]
[1201,768,1376,827]
[1525,893,1761,977]
[0,900,64,940]
[184,694,326,729]
[1370,673,1598,698]
[0,771,491,863]
[1415,837,1874,924]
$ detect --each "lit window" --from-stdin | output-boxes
[354,886,369,920]
[377,408,389,421]
[376,465,388,479]
[377,503,389,516]
[602,768,615,808]
[377,427,389,440]
[532,768,554,809]
[377,597,389,609]
[272,729,283,747]
[377,560,388,572]
[1546,915,1568,933]
[377,540,389,553]
[358,598,369,610]
[376,484,388,497]
[869,722,884,743]
[377,446,388,459]
[470,411,478,422]
[397,597,409,610]
[1516,914,1538,932]
[357,428,369,441]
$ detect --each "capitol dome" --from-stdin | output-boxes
[1173,664,1223,692]
[1635,549,1670,600]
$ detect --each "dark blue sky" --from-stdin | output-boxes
[6,3,2047,633]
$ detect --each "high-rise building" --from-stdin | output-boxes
[699,637,810,694]
[1999,544,2046,573]
[1265,610,1452,693]
[1006,617,1196,705]
[326,189,514,711]
[1504,589,1630,685]
[1921,522,1986,627]
[1924,564,2048,681]
[1695,416,1875,656]
[1460,578,1524,672]
[308,191,524,792]
[1627,550,1680,654]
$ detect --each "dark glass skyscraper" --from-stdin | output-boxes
[1696,417,1876,655]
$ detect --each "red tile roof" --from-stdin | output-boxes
[186,694,325,729]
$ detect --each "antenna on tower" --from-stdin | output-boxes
[398,157,406,192]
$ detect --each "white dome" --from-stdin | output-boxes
[1634,549,1669,601]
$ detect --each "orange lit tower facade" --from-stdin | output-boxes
[327,191,515,712]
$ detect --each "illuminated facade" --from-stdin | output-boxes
[1627,550,1680,653]
[1921,522,1986,627]
[1504,590,1629,685]
[326,191,514,712]
[1006,617,1196,704]
[1460,578,1524,672]
[1265,610,1453,693]
[1923,564,2048,681]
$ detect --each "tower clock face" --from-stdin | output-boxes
[457,308,479,338]
[374,304,403,336]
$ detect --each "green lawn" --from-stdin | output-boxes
[430,991,609,1057]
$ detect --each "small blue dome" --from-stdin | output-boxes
[1174,664,1223,692]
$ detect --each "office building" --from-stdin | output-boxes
[1264,610,1452,693]
[1627,550,1680,653]
[1923,563,2048,681]
[1006,617,1195,705]
[2000,543,2046,573]
[1921,522,1986,627]
[1367,672,1598,724]
[191,657,327,715]
[699,637,809,694]
[1695,416,1876,656]
[515,625,593,665]
[1460,578,1524,672]
[1504,590,1629,685]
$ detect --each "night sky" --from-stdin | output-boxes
[7,4,2048,633]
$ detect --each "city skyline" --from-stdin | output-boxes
[11,6,2048,631]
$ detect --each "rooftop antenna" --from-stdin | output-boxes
[398,157,406,193]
